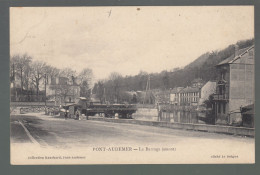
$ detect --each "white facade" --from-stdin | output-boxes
[198,81,216,105]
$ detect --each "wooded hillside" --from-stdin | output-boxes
[93,38,254,103]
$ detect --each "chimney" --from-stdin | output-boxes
[234,45,239,57]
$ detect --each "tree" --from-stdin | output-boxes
[85,38,255,100]
[162,71,169,90]
[108,72,122,103]
[60,67,76,84]
[11,54,32,91]
[78,68,93,85]
[23,64,32,91]
[44,65,60,84]
[78,68,93,97]
[138,71,148,90]
[80,80,91,98]
[94,81,105,103]
[172,67,180,72]
[30,61,47,101]
[10,59,15,87]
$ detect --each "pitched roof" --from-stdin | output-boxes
[152,89,169,96]
[170,87,184,93]
[191,78,204,84]
[180,86,200,93]
[217,45,254,66]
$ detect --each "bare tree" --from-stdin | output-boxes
[108,72,122,103]
[138,71,148,90]
[10,58,15,87]
[78,68,93,97]
[60,67,76,84]
[94,81,105,103]
[44,65,60,84]
[23,65,32,91]
[11,54,32,91]
[78,68,93,85]
[30,61,47,101]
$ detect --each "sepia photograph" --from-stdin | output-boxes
[10,6,255,164]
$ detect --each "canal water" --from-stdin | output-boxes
[133,108,215,125]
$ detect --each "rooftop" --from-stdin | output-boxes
[170,87,184,93]
[217,45,254,66]
[180,86,200,93]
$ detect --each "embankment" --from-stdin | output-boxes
[89,117,254,137]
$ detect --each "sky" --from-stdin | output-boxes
[10,6,254,82]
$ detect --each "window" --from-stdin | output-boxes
[249,50,254,56]
[221,72,226,80]
[246,64,253,70]
[219,86,223,95]
[218,103,221,113]
[223,103,226,114]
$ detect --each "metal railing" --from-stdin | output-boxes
[212,94,229,101]
[20,106,60,115]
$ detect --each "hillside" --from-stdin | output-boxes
[184,52,210,70]
[164,38,255,88]
[93,38,254,102]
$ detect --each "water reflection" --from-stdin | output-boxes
[161,111,215,125]
[134,111,215,125]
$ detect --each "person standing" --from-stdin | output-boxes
[76,109,80,120]
[64,110,68,120]
[157,103,162,121]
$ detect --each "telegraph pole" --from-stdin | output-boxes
[104,87,106,103]
[45,74,47,114]
[143,75,151,105]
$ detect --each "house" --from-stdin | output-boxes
[198,81,216,105]
[179,86,201,106]
[212,45,254,125]
[169,87,184,105]
[177,78,204,106]
[46,77,80,105]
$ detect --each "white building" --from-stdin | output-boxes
[198,80,216,105]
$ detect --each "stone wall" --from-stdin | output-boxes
[89,117,254,137]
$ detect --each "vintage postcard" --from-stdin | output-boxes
[10,6,255,164]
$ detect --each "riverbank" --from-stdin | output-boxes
[89,117,254,137]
